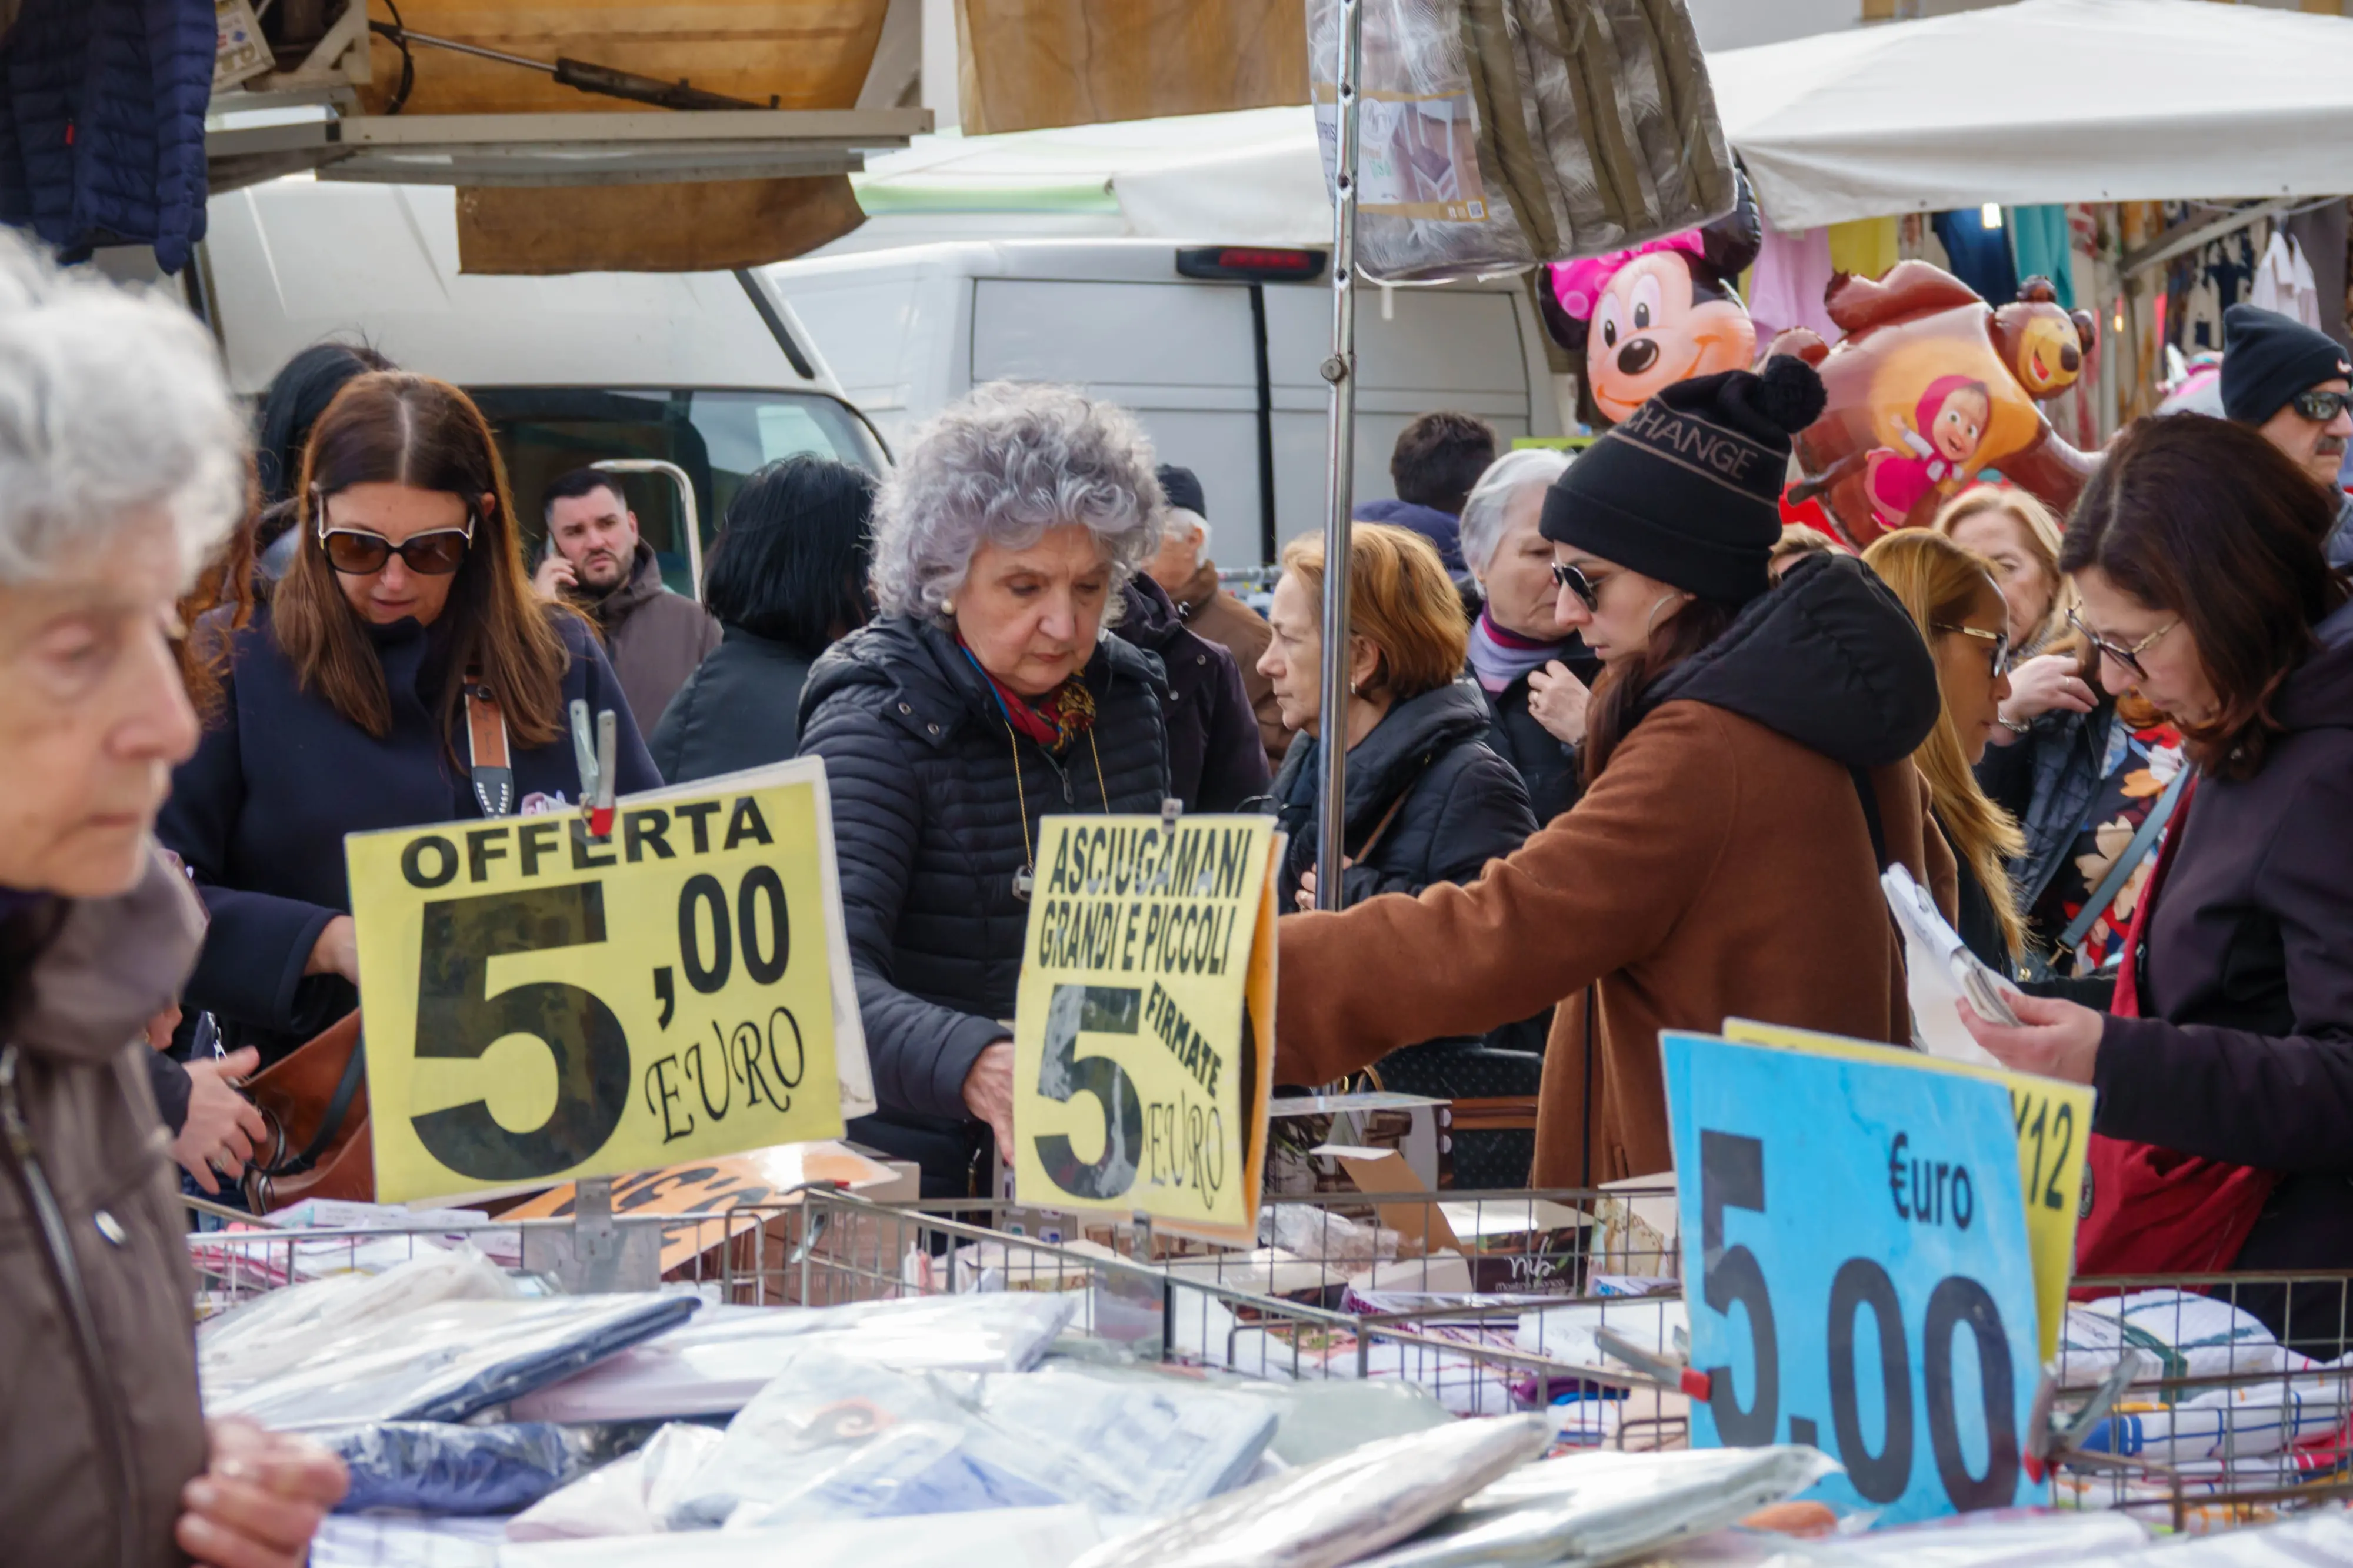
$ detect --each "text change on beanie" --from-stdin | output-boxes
[1539,357,1827,606]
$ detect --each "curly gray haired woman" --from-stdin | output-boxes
[869,380,1163,626]
[796,381,1176,1196]
[0,232,347,1568]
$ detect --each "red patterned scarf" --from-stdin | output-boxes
[961,640,1096,752]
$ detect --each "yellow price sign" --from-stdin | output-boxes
[1721,1019,2091,1360]
[1011,815,1280,1240]
[349,760,870,1204]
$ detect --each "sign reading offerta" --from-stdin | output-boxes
[1011,814,1280,1240]
[349,760,870,1203]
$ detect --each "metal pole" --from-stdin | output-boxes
[1314,0,1365,913]
[590,456,705,599]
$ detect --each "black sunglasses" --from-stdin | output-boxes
[1550,561,1599,611]
[318,525,474,576]
[2291,388,2353,423]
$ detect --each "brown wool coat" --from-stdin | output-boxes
[1171,562,1286,772]
[1277,699,1956,1187]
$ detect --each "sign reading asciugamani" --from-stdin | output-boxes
[349,763,858,1204]
[1012,815,1279,1239]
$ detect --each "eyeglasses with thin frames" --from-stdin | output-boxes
[1550,561,1599,611]
[2067,607,2178,681]
[1932,622,2011,680]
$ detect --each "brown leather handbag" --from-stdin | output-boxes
[240,1010,372,1211]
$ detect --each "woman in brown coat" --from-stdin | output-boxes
[1276,361,1953,1186]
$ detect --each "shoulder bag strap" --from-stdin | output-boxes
[464,668,515,819]
[2058,762,2193,953]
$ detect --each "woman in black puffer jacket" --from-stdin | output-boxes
[1260,523,1539,1183]
[796,384,1171,1196]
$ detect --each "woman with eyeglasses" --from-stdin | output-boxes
[1272,362,1952,1187]
[1962,415,2353,1351]
[1862,529,2027,974]
[160,372,658,1065]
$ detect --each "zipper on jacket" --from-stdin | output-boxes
[0,1045,141,1568]
[1036,749,1075,805]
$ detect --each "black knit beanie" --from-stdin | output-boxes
[1156,463,1207,517]
[2220,304,2351,426]
[1540,357,1827,606]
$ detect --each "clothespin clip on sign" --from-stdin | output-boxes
[570,699,619,838]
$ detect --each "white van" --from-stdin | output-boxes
[199,177,888,592]
[761,239,1564,565]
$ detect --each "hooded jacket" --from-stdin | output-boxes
[583,542,721,734]
[0,852,208,1568]
[1118,577,1269,812]
[1271,679,1535,912]
[650,625,818,786]
[794,616,1171,1162]
[1277,554,1955,1184]
[2092,602,2353,1343]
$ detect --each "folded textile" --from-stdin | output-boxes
[1757,1510,2148,1565]
[511,1295,1078,1422]
[1355,1445,1838,1568]
[205,1293,698,1428]
[314,1422,580,1516]
[506,1423,725,1542]
[310,1515,508,1568]
[2081,1379,2353,1462]
[1516,1297,1688,1369]
[502,1505,1109,1568]
[199,1248,522,1392]
[669,1349,1278,1531]
[1070,1413,1551,1568]
[2059,1291,2295,1387]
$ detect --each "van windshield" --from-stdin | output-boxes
[474,388,886,595]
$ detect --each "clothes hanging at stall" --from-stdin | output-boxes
[2008,205,2075,308]
[1748,223,1839,344]
[2286,199,2352,351]
[2250,230,2323,329]
[1826,216,1899,282]
[1932,209,2019,305]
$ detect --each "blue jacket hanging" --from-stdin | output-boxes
[0,0,216,272]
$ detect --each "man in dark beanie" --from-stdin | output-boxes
[2221,302,2353,565]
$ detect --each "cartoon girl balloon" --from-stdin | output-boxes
[1864,375,1992,529]
[1539,173,1764,426]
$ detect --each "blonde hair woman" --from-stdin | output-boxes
[1935,485,2097,735]
[1865,529,2028,969]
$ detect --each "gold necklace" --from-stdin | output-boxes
[1007,722,1109,901]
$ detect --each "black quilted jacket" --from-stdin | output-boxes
[795,615,1171,1122]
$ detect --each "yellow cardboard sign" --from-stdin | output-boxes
[349,764,855,1203]
[1721,1019,2092,1360]
[1011,815,1280,1240]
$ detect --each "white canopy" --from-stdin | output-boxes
[1711,0,2353,231]
[828,0,2353,255]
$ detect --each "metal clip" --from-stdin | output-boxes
[1593,1325,1714,1402]
[570,699,621,837]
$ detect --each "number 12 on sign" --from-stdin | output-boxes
[1662,1032,2047,1526]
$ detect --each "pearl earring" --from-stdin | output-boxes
[941,599,955,615]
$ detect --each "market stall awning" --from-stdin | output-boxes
[1709,0,2353,231]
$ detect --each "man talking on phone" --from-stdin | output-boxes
[535,468,720,746]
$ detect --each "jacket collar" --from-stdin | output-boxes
[8,848,202,1067]
[1275,680,1494,832]
[582,541,668,626]
[801,614,1162,750]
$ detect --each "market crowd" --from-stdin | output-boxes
[11,215,2353,1557]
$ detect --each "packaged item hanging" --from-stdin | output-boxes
[1307,0,1737,282]
[1071,1411,1551,1568]
[511,1293,1078,1422]
[1352,1444,1839,1567]
[206,1293,698,1428]
[313,1422,582,1516]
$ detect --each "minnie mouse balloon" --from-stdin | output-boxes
[1540,173,1763,426]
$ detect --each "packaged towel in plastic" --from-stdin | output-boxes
[311,1515,508,1568]
[2081,1370,2353,1463]
[675,1350,1278,1530]
[1756,1512,2148,1567]
[206,1293,697,1428]
[506,1422,725,1541]
[200,1247,521,1394]
[314,1421,583,1515]
[1354,1444,1839,1567]
[503,1505,1109,1568]
[511,1293,1078,1422]
[1516,1295,1687,1367]
[2059,1291,2299,1387]
[1071,1412,1551,1568]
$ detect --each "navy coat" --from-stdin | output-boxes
[158,603,658,1061]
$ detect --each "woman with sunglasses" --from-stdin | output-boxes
[1863,529,2026,973]
[1963,415,2353,1350]
[1272,361,1951,1186]
[160,372,658,1065]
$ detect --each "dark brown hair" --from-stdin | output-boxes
[1390,411,1498,515]
[271,373,573,748]
[1280,522,1470,702]
[2061,414,2347,780]
[1582,596,1741,785]
[175,453,262,726]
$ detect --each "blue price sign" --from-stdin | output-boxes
[1662,1032,2045,1525]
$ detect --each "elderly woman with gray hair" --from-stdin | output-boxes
[796,382,1172,1195]
[0,237,344,1566]
[1459,447,1598,823]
